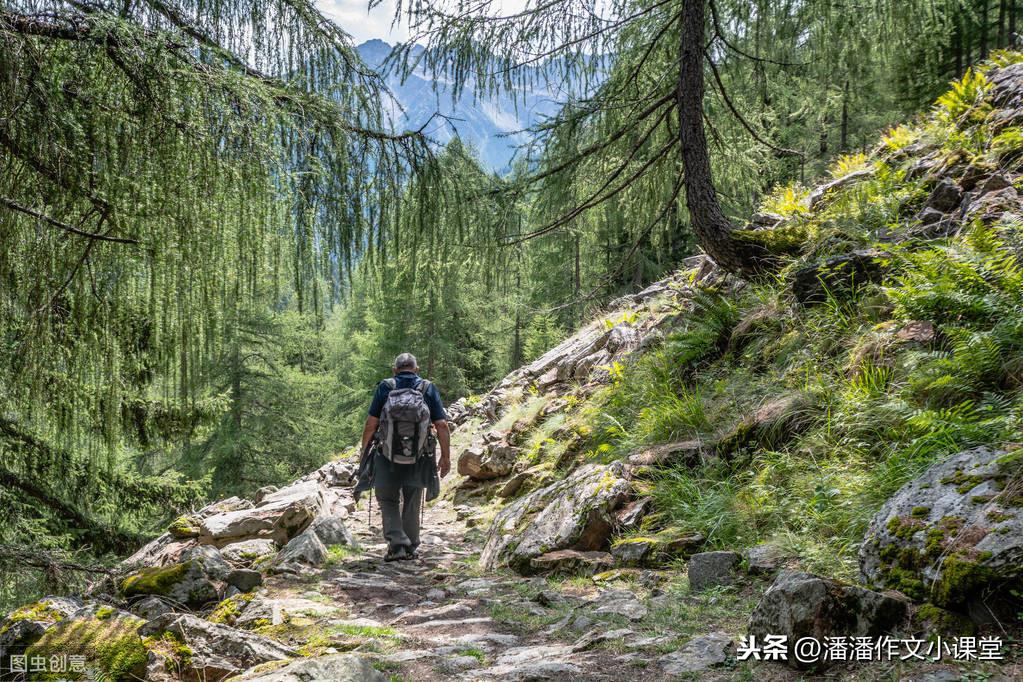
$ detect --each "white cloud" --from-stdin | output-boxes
[315,0,409,44]
[315,0,533,46]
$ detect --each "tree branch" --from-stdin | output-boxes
[0,195,139,244]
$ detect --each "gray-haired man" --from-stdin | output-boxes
[360,353,451,561]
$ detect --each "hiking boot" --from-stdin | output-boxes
[384,545,408,562]
[400,547,418,561]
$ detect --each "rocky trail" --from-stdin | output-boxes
[227,491,764,681]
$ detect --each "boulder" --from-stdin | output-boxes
[24,604,147,681]
[198,480,323,547]
[121,533,198,569]
[140,613,295,681]
[0,596,82,671]
[232,654,386,681]
[688,551,741,591]
[859,446,1023,616]
[308,515,355,547]
[529,550,614,575]
[253,486,278,503]
[168,514,201,539]
[963,185,1022,223]
[119,558,221,607]
[790,249,889,305]
[226,569,263,593]
[748,570,908,669]
[181,545,232,580]
[130,596,173,621]
[744,543,791,576]
[271,529,327,573]
[479,461,632,573]
[221,538,278,565]
[305,460,357,488]
[924,178,963,213]
[611,531,704,567]
[457,440,521,481]
[659,631,733,675]
[611,539,655,566]
[615,497,652,528]
[590,588,648,621]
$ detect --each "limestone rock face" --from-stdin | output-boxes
[141,613,295,681]
[233,654,386,681]
[198,480,323,547]
[479,462,632,573]
[859,446,1023,614]
[748,570,908,669]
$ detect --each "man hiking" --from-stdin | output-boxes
[358,353,451,561]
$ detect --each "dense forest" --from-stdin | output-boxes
[0,0,1019,615]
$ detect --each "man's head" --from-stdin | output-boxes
[393,352,419,374]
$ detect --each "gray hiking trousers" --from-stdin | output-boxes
[376,483,423,551]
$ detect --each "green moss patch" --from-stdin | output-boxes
[119,562,190,598]
[26,612,147,681]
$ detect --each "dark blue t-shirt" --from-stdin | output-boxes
[368,372,447,422]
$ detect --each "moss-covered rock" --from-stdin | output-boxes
[119,559,219,607]
[860,445,1023,617]
[168,514,201,539]
[0,597,83,676]
[25,605,147,681]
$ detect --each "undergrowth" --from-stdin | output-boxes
[564,56,1023,579]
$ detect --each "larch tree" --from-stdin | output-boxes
[388,0,1015,281]
[0,0,436,580]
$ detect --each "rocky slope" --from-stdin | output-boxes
[5,59,1023,681]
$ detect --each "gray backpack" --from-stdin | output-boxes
[377,378,433,465]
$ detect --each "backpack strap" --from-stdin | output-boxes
[384,378,397,390]
[416,379,431,396]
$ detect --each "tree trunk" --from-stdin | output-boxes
[982,0,990,59]
[1011,0,1017,46]
[840,80,850,151]
[678,0,772,278]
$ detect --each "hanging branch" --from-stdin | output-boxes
[0,196,139,244]
[0,544,115,576]
[705,51,804,159]
[707,0,806,67]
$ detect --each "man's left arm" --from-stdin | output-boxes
[426,383,451,478]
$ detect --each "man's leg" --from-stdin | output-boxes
[400,485,424,552]
[376,483,411,551]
